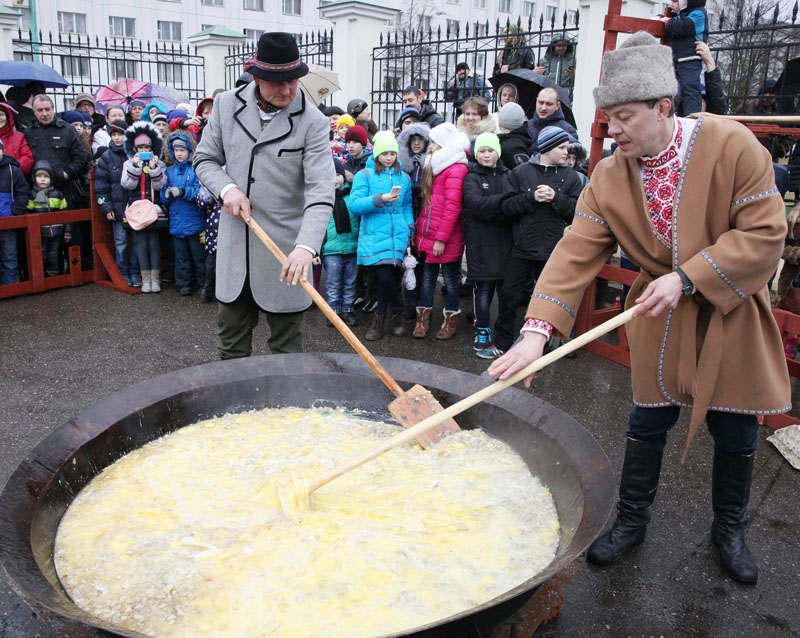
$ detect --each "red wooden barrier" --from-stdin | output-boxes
[0,173,137,299]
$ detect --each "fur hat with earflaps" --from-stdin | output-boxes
[593,31,678,110]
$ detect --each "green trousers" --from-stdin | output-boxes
[217,283,305,359]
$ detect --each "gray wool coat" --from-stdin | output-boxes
[193,83,335,312]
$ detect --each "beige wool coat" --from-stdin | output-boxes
[193,83,335,312]
[527,116,791,459]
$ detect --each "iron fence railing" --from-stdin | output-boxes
[11,30,206,112]
[708,2,800,113]
[371,14,579,129]
[223,30,334,90]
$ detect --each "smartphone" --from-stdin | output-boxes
[390,185,402,195]
[139,151,153,161]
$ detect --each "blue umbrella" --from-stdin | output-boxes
[0,60,70,88]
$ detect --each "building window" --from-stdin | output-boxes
[58,12,87,34]
[157,21,182,42]
[523,0,536,17]
[498,0,512,13]
[244,0,264,10]
[567,9,577,24]
[474,0,486,8]
[545,5,557,22]
[383,75,401,91]
[244,29,264,41]
[111,59,138,79]
[158,62,183,84]
[109,16,135,38]
[62,55,90,77]
[283,0,301,14]
[446,19,459,34]
[201,0,224,4]
[418,15,431,31]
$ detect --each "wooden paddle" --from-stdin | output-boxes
[306,306,639,496]
[243,215,460,447]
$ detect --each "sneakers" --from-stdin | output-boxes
[473,327,491,351]
[476,345,504,359]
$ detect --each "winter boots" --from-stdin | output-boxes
[435,309,461,340]
[201,257,216,302]
[141,270,152,294]
[389,306,405,337]
[711,450,758,583]
[150,270,161,293]
[587,437,664,565]
[473,327,503,359]
[413,307,432,338]
[365,311,386,341]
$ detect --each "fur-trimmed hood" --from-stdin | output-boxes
[163,130,198,166]
[426,131,470,176]
[124,120,164,158]
[397,121,431,170]
[456,114,497,141]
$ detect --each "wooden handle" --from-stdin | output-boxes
[307,306,639,494]
[688,113,800,124]
[243,215,405,398]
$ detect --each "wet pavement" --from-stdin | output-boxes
[1,282,798,638]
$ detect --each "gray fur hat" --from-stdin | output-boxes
[593,31,678,109]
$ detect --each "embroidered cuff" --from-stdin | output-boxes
[521,318,553,337]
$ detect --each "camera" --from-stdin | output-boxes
[139,151,153,161]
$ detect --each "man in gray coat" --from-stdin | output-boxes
[194,32,335,357]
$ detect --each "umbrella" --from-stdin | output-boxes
[298,64,341,106]
[162,86,190,107]
[0,61,70,88]
[489,69,576,127]
[93,79,174,115]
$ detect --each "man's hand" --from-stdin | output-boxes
[567,65,575,77]
[534,184,555,202]
[106,211,115,221]
[222,187,251,221]
[487,331,548,388]
[695,41,715,71]
[533,65,546,75]
[500,64,510,73]
[280,247,314,286]
[634,271,683,318]
[432,240,445,256]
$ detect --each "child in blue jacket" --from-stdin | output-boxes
[348,130,413,341]
[0,139,30,285]
[659,0,708,116]
[162,131,204,296]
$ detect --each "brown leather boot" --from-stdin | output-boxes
[389,306,405,337]
[435,309,461,340]
[412,307,432,338]
[365,310,386,341]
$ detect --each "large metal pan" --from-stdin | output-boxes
[0,353,614,637]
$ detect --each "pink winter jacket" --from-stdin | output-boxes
[415,145,468,264]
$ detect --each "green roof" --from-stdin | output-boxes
[189,25,246,39]
[0,5,22,15]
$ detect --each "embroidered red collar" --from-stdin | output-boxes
[641,119,683,169]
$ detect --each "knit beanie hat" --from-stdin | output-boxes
[396,106,421,130]
[344,124,368,147]
[336,114,356,131]
[429,122,462,149]
[171,137,189,150]
[108,119,128,134]
[537,126,570,154]
[498,102,525,130]
[166,109,189,124]
[372,130,399,158]
[60,110,85,124]
[593,31,678,109]
[129,100,147,110]
[152,112,167,124]
[474,132,501,157]
[134,132,152,147]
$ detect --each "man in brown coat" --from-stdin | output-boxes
[489,32,791,584]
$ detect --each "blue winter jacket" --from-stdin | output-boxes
[348,156,413,266]
[0,155,30,217]
[94,142,130,217]
[163,132,203,238]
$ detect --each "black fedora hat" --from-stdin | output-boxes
[244,32,309,82]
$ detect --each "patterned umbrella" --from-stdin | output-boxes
[298,64,341,106]
[93,79,175,115]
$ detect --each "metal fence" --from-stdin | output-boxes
[708,2,800,113]
[223,30,334,90]
[371,14,579,129]
[11,30,206,112]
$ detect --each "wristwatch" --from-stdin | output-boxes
[675,267,695,296]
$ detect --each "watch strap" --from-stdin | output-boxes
[675,267,695,295]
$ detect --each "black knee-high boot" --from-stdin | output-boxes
[711,450,758,583]
[202,255,216,302]
[587,437,664,565]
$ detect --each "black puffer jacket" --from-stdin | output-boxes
[498,124,531,170]
[462,162,514,280]
[504,155,582,261]
[94,141,129,217]
[24,117,88,208]
[0,155,30,216]
[418,101,444,128]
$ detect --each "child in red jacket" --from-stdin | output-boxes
[413,123,470,340]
